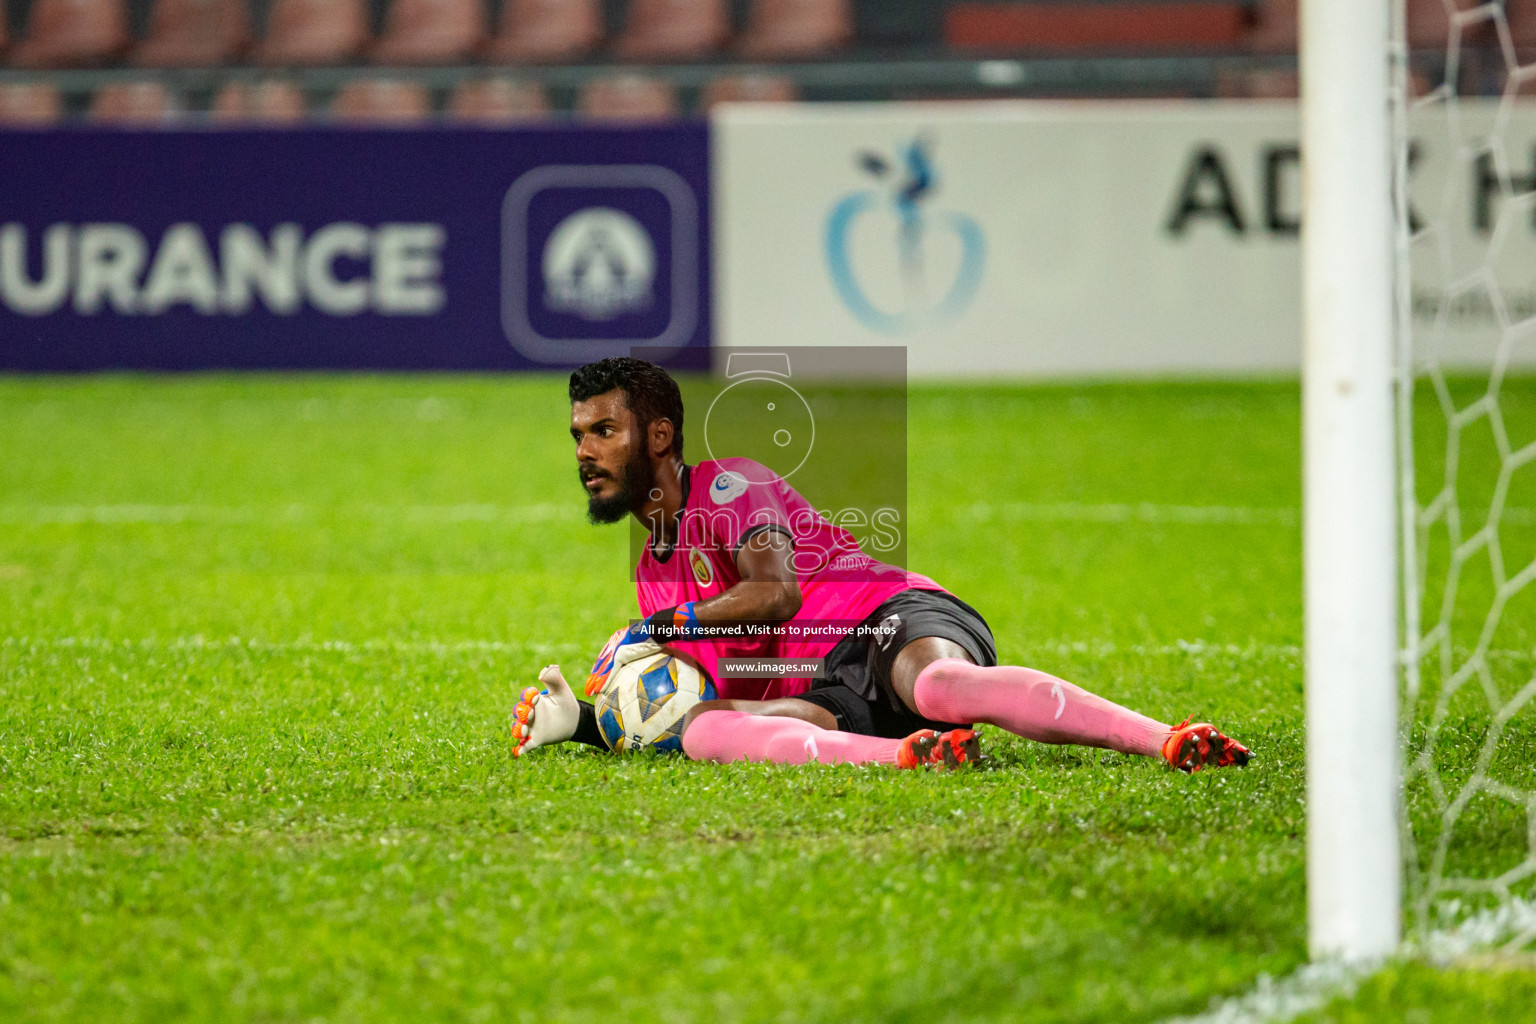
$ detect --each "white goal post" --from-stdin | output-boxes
[1301,0,1403,960]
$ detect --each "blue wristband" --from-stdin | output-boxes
[643,602,699,641]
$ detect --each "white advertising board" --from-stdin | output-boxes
[713,100,1536,378]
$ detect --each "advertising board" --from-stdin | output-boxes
[0,125,711,371]
[714,100,1536,376]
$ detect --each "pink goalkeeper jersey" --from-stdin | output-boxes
[634,458,945,700]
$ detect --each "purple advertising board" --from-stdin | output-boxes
[0,124,710,371]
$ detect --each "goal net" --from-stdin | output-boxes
[1397,0,1536,954]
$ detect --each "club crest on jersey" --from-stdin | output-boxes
[689,547,713,586]
[708,470,749,505]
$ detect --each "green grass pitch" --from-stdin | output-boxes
[1,375,1533,1023]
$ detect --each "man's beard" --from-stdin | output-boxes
[585,448,655,525]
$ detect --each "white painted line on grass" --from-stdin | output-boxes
[1158,958,1375,1024]
[10,634,1536,666]
[954,503,1536,527]
[1161,899,1536,1024]
[1412,897,1536,963]
[7,501,1536,529]
[1032,639,1302,661]
[955,502,1300,525]
[0,504,568,525]
[0,502,1304,527]
[0,634,1297,659]
[0,635,556,656]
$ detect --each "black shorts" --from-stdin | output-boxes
[789,589,997,739]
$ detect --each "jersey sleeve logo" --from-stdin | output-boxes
[708,470,750,505]
[689,547,714,586]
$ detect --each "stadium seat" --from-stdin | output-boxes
[10,0,132,67]
[0,82,64,124]
[1405,0,1447,51]
[1510,0,1536,57]
[447,77,549,121]
[614,0,727,60]
[485,0,601,61]
[577,73,679,121]
[1405,0,1488,52]
[372,0,487,65]
[699,73,799,109]
[945,2,1245,51]
[134,0,251,67]
[738,0,851,58]
[210,78,307,122]
[1245,0,1296,53]
[330,78,433,123]
[89,81,181,125]
[256,0,371,65]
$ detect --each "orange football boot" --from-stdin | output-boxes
[897,728,981,769]
[1161,718,1253,773]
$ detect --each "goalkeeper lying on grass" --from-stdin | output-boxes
[511,356,1252,772]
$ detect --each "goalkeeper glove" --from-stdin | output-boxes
[582,604,700,696]
[510,665,580,757]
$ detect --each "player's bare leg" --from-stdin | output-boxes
[888,638,1251,771]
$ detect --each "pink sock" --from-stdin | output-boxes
[913,658,1171,757]
[681,710,903,766]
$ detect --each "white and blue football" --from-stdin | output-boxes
[594,649,717,753]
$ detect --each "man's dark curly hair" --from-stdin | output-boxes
[568,357,684,459]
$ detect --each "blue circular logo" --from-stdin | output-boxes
[823,137,986,335]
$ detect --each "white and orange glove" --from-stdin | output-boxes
[582,624,663,697]
[510,665,582,757]
[513,626,675,757]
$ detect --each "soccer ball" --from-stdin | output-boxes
[594,648,717,753]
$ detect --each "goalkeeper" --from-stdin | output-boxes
[512,357,1251,772]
